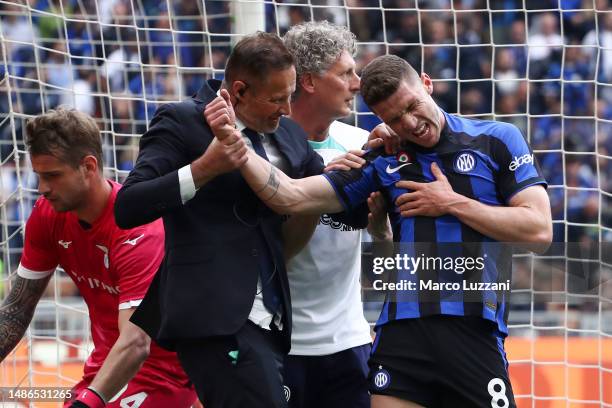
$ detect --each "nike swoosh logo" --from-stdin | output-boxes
[385,163,412,174]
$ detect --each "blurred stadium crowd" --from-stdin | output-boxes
[0,1,610,326]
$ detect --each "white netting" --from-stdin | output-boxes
[0,0,610,406]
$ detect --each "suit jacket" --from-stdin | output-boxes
[115,79,326,351]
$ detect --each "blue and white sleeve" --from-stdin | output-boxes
[494,124,547,202]
[323,164,380,211]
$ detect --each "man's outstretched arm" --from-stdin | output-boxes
[240,146,344,215]
[0,274,51,361]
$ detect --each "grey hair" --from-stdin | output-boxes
[283,20,356,83]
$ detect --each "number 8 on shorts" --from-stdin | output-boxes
[488,378,509,408]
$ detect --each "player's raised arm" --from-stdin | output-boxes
[0,274,52,361]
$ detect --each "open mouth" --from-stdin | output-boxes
[414,123,429,138]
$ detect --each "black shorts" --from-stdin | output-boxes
[368,316,516,408]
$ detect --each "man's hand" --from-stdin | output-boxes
[367,191,392,241]
[324,150,366,172]
[394,162,464,218]
[204,131,248,173]
[191,127,248,188]
[204,89,236,141]
[367,123,400,154]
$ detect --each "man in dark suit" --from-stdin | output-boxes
[114,32,327,408]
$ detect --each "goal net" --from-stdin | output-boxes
[0,0,610,407]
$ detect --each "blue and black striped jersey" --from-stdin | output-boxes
[323,111,547,335]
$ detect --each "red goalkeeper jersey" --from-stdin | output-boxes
[18,180,190,389]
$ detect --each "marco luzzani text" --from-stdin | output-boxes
[371,254,511,292]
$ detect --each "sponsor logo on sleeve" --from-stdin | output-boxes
[508,153,534,171]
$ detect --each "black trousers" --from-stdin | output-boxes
[283,344,371,408]
[176,321,287,408]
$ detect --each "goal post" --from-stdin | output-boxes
[0,1,610,407]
